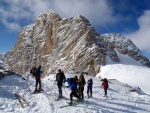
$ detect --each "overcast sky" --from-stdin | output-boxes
[0,0,150,59]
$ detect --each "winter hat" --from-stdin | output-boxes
[58,69,61,72]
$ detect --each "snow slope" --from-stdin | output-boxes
[98,51,150,95]
[97,64,150,95]
[0,73,150,113]
[106,50,145,67]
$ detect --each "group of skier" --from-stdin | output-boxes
[30,66,108,104]
[55,69,108,104]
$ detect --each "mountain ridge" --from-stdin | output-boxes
[5,10,150,76]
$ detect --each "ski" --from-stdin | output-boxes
[59,101,79,108]
[32,90,44,94]
[15,95,23,107]
[54,96,69,101]
[59,100,88,108]
[32,92,43,94]
[32,89,44,94]
[54,97,61,101]
[15,93,29,107]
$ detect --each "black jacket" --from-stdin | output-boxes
[35,67,41,76]
[56,73,66,82]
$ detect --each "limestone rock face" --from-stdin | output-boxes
[101,33,150,67]
[5,10,150,76]
[0,54,4,68]
[0,53,8,68]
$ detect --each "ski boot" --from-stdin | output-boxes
[68,99,73,105]
[77,97,82,102]
[33,88,38,93]
[90,94,92,98]
[68,101,72,105]
[37,88,43,92]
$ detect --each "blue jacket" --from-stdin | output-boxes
[87,79,93,88]
[35,67,41,76]
[66,78,78,91]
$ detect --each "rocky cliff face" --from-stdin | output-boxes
[101,33,150,67]
[0,53,8,68]
[5,10,150,77]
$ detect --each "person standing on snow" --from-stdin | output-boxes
[87,78,93,98]
[102,78,108,96]
[56,69,66,98]
[78,74,86,100]
[66,77,81,104]
[34,65,43,93]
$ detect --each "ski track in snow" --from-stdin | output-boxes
[0,74,150,113]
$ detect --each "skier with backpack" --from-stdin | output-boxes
[101,78,109,96]
[87,78,93,98]
[66,76,81,105]
[56,69,66,98]
[78,74,86,100]
[34,65,43,93]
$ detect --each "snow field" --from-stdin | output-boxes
[0,73,150,113]
[97,64,150,95]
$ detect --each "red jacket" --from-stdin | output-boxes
[102,80,108,88]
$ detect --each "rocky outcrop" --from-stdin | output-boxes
[0,54,5,67]
[101,33,150,67]
[0,52,8,68]
[5,10,150,77]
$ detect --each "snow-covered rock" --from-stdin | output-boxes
[0,54,5,67]
[0,52,8,68]
[5,10,150,77]
[101,33,150,67]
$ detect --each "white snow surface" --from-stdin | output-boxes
[0,60,3,63]
[106,49,145,67]
[1,73,150,113]
[97,64,150,95]
[99,50,150,95]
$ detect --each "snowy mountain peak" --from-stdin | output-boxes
[5,11,150,76]
[48,9,59,15]
[101,33,150,67]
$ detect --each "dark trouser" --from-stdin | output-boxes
[35,77,41,90]
[104,88,107,96]
[57,81,63,97]
[87,86,92,97]
[70,89,79,102]
[79,86,84,99]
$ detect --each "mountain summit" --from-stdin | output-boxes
[5,10,150,76]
